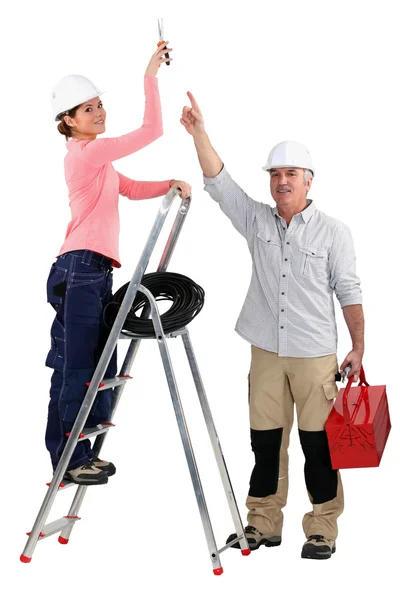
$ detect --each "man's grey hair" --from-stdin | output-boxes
[303,169,313,184]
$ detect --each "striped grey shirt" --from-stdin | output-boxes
[203,166,362,358]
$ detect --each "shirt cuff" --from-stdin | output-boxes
[340,296,363,309]
[203,163,227,184]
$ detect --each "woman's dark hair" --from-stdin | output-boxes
[57,104,80,140]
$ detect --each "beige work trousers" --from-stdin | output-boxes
[246,346,344,541]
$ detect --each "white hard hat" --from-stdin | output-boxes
[262,140,314,176]
[51,74,104,121]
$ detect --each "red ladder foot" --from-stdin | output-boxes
[213,568,223,576]
[241,548,251,556]
[20,555,32,563]
[58,536,69,545]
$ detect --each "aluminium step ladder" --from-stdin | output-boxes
[21,189,250,574]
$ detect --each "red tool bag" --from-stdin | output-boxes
[325,366,391,469]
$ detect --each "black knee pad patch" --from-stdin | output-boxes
[299,429,338,504]
[248,428,283,498]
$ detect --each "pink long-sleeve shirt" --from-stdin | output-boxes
[57,76,171,268]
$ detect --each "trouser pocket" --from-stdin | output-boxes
[46,263,68,310]
[45,315,65,371]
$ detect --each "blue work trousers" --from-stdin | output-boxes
[45,250,117,471]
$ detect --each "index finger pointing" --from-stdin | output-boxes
[187,91,200,111]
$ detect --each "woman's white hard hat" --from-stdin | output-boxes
[51,74,104,121]
[262,140,314,176]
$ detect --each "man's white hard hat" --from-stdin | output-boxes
[262,140,314,177]
[51,74,104,121]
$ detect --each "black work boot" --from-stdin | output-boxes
[301,535,336,559]
[226,525,281,550]
[91,458,116,476]
[65,461,108,485]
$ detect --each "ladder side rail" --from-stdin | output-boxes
[138,284,222,573]
[181,329,249,553]
[41,191,191,548]
[21,189,183,560]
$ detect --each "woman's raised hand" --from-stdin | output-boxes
[145,43,173,77]
[180,92,205,137]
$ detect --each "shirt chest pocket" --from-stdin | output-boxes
[255,232,282,266]
[299,246,328,279]
[256,232,281,249]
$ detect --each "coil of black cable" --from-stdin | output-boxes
[104,272,205,338]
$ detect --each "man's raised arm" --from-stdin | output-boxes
[180,91,258,239]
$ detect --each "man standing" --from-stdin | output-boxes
[180,92,364,560]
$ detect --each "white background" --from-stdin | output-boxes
[1,0,399,598]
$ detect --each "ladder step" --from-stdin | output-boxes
[46,479,76,491]
[218,534,244,554]
[119,329,186,341]
[65,422,115,443]
[85,376,131,391]
[101,376,129,389]
[79,422,115,441]
[28,517,80,540]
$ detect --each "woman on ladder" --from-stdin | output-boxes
[46,43,192,486]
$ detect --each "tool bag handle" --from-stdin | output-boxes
[342,364,370,425]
